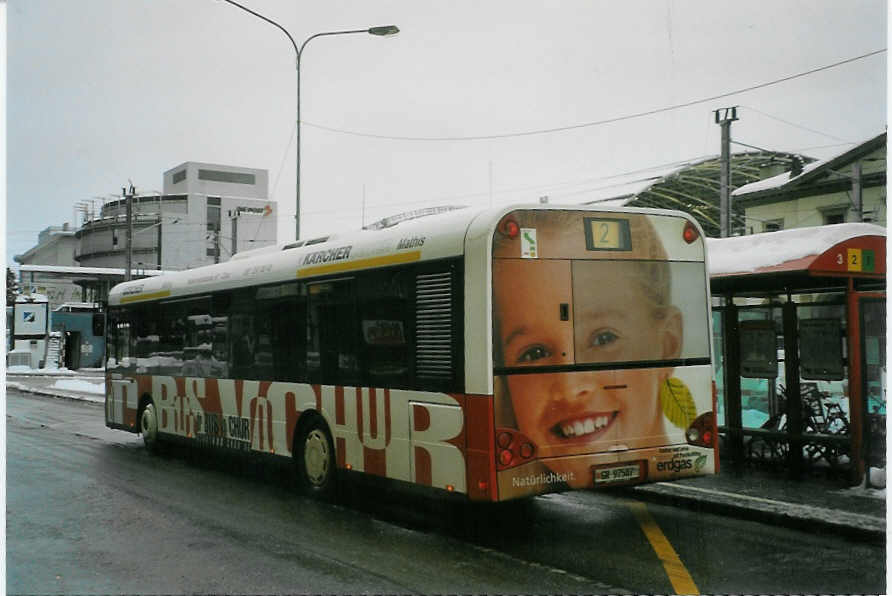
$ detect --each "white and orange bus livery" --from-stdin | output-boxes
[106,205,717,501]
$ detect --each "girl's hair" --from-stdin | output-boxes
[626,213,672,318]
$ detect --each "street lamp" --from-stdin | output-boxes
[219,0,399,240]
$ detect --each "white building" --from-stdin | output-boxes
[13,224,84,306]
[76,162,277,270]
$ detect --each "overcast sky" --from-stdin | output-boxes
[5,0,888,266]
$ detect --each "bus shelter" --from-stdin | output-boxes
[707,223,885,486]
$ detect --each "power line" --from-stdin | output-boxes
[301,49,886,142]
[270,119,297,198]
[739,105,850,142]
[299,155,716,217]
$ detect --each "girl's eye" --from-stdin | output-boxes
[590,330,619,347]
[517,344,551,363]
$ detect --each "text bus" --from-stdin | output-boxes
[105,205,717,501]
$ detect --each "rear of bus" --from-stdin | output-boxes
[489,208,716,499]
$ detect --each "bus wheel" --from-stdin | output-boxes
[139,401,161,453]
[296,417,336,498]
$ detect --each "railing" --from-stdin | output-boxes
[722,383,858,474]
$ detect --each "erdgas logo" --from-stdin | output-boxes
[656,455,694,473]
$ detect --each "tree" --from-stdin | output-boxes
[7,268,19,306]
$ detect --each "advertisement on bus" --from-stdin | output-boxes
[491,210,715,498]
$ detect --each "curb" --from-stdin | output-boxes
[7,382,105,405]
[625,481,886,543]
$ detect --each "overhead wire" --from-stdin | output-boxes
[300,49,886,142]
[738,105,850,142]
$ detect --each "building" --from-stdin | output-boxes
[13,223,83,306]
[75,162,277,271]
[732,132,886,233]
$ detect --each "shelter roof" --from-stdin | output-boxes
[583,152,807,237]
[707,223,886,295]
[18,264,169,278]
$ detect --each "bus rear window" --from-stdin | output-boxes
[571,260,710,365]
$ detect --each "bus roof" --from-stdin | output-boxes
[107,203,701,306]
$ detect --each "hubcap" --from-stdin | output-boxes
[303,429,330,487]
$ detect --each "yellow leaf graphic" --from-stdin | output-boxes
[659,377,697,429]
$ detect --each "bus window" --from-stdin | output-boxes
[358,269,412,387]
[570,263,709,366]
[133,303,159,374]
[106,310,131,371]
[256,282,306,382]
[307,279,359,386]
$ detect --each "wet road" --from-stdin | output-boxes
[7,389,885,594]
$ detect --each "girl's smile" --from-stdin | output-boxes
[551,410,618,441]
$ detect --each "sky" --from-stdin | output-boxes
[5,0,888,267]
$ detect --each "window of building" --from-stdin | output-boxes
[198,169,255,185]
[820,206,848,226]
[207,200,221,260]
[825,212,845,225]
[764,219,784,232]
[172,170,186,184]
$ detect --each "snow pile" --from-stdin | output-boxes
[50,378,105,395]
[707,223,886,276]
[868,466,886,490]
[731,159,825,196]
[6,366,76,375]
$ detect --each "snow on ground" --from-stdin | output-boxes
[50,378,105,395]
[6,366,103,375]
[6,365,76,375]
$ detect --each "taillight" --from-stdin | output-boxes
[682,220,700,244]
[495,427,536,470]
[686,412,715,447]
[499,217,520,238]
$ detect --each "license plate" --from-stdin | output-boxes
[593,462,642,485]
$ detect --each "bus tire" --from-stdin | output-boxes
[139,399,161,454]
[295,416,336,499]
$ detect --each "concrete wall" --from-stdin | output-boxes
[163,162,269,199]
[745,184,886,233]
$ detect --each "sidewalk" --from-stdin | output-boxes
[626,463,886,543]
[7,367,106,404]
[6,368,886,542]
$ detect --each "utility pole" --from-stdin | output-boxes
[124,183,135,281]
[852,161,863,222]
[714,106,739,237]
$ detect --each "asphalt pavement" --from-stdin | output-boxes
[6,368,886,543]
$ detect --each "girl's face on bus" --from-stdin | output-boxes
[494,259,682,466]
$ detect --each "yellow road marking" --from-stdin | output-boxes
[627,501,699,595]
[296,250,422,278]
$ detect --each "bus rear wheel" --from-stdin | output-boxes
[296,417,336,499]
[139,401,161,453]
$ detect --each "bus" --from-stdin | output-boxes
[105,205,717,501]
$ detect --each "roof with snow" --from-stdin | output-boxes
[732,132,886,203]
[707,223,886,294]
[581,152,809,237]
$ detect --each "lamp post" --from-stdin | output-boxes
[219,0,399,241]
